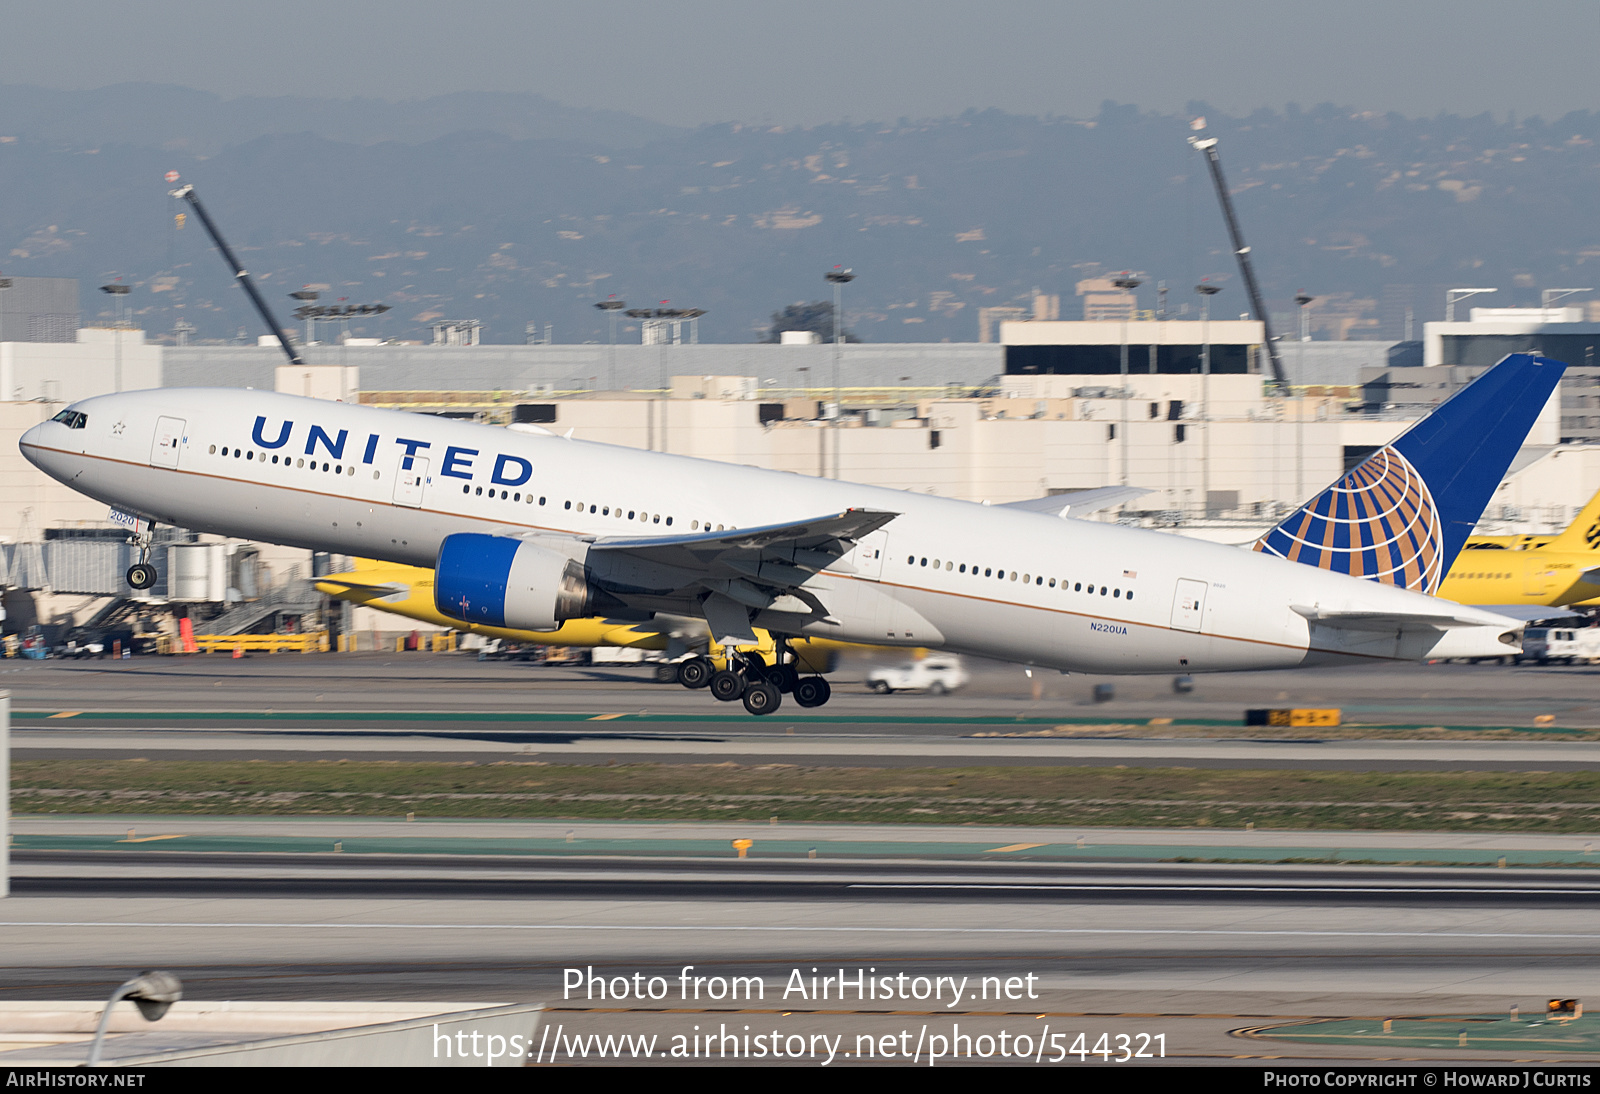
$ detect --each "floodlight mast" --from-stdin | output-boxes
[167,184,304,366]
[1187,135,1287,390]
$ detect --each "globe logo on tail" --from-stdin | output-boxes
[1253,447,1444,594]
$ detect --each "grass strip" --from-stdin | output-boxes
[12,759,1600,831]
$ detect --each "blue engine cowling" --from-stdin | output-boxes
[434,533,593,631]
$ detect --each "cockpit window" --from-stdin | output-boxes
[50,410,87,429]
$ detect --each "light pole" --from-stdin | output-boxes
[290,302,390,345]
[1113,275,1142,487]
[595,296,626,390]
[825,267,855,479]
[87,971,182,1067]
[625,305,704,451]
[290,289,319,347]
[100,282,131,393]
[1541,288,1594,317]
[1445,287,1496,323]
[1196,282,1221,516]
[1295,292,1314,502]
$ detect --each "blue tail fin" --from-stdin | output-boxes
[1253,353,1565,593]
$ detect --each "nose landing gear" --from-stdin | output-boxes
[125,524,157,590]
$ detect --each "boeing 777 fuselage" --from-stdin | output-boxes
[21,386,1526,687]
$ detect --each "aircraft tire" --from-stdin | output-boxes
[869,680,891,694]
[654,662,681,684]
[126,563,157,591]
[741,681,781,716]
[678,657,713,689]
[793,676,831,708]
[710,669,747,702]
[778,665,801,693]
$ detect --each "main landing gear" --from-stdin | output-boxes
[675,640,832,716]
[125,525,157,590]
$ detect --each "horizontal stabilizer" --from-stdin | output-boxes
[999,486,1152,519]
[1468,604,1586,622]
[1291,604,1517,631]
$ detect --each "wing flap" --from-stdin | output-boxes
[588,508,900,640]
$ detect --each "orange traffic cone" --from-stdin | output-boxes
[232,645,243,659]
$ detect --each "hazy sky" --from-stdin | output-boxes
[6,1,1600,125]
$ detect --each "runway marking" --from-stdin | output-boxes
[983,843,1047,853]
[853,884,1600,896]
[112,835,187,844]
[4,921,1600,940]
[47,712,81,719]
[587,714,627,721]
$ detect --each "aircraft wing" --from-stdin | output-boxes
[589,508,899,645]
[998,486,1151,519]
[1291,604,1518,631]
[313,577,409,604]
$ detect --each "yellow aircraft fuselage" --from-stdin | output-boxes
[1438,488,1600,607]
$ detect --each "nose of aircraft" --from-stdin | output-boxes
[19,420,70,482]
[19,421,48,466]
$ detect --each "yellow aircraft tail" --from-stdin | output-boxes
[1538,489,1600,553]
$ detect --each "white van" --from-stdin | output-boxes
[1521,627,1600,665]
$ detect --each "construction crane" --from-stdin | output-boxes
[167,183,304,366]
[1187,133,1287,390]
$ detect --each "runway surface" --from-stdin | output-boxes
[8,654,1600,770]
[13,816,1600,866]
[9,654,1600,1063]
[5,851,1600,1063]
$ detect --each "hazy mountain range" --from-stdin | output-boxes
[3,83,1599,346]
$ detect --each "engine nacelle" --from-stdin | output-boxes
[434,533,594,632]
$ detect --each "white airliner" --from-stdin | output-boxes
[20,353,1561,714]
